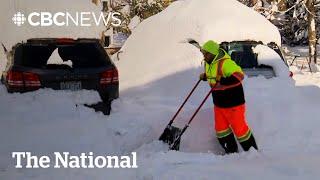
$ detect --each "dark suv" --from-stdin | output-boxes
[1,38,119,115]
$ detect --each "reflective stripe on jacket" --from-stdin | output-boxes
[205,49,245,108]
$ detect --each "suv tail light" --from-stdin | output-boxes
[7,71,41,90]
[23,72,41,87]
[100,68,119,86]
[113,69,119,82]
[7,71,23,88]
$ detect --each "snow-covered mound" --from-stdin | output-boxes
[118,0,281,90]
[253,45,290,77]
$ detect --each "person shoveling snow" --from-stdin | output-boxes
[199,40,258,154]
[160,40,259,153]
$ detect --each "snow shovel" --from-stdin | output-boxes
[169,88,213,150]
[159,79,201,150]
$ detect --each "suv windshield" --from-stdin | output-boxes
[17,42,110,69]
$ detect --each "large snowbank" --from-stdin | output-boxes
[118,0,281,89]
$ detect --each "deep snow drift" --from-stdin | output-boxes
[1,0,320,179]
[1,66,320,179]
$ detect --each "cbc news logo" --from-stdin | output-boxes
[12,11,121,27]
[12,12,27,26]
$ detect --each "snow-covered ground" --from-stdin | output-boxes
[285,45,320,86]
[1,58,320,179]
[1,0,320,179]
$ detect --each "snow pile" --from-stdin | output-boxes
[0,86,157,179]
[118,0,281,90]
[253,44,290,77]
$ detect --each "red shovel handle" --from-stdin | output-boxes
[170,88,213,150]
[186,88,213,126]
[168,79,201,126]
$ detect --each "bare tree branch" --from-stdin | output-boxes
[302,1,320,17]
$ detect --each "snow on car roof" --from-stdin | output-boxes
[253,45,290,78]
[117,0,282,90]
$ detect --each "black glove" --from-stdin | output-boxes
[199,73,207,81]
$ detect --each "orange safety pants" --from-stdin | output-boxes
[214,104,252,143]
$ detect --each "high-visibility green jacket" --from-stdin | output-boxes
[205,49,245,108]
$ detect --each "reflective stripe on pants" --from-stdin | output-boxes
[214,104,251,142]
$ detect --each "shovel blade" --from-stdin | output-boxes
[159,125,182,150]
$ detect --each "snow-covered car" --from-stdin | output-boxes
[220,41,290,78]
[1,38,119,115]
[187,40,291,79]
